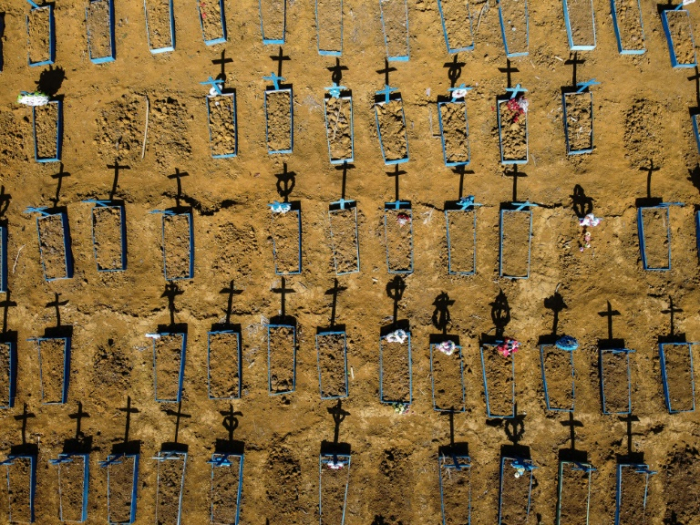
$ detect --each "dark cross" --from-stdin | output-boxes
[376,58,397,86]
[327,399,349,444]
[46,292,68,327]
[504,403,526,445]
[161,283,184,326]
[444,409,456,446]
[640,160,660,199]
[275,163,296,202]
[490,289,511,338]
[328,58,348,85]
[325,279,347,329]
[452,165,474,200]
[619,413,640,456]
[270,46,291,77]
[168,169,189,208]
[14,404,35,446]
[432,292,454,335]
[386,165,407,202]
[220,404,242,443]
[118,396,139,443]
[544,286,567,336]
[565,52,585,87]
[444,55,466,88]
[386,276,406,324]
[0,290,17,334]
[505,166,527,202]
[69,401,90,440]
[560,411,584,451]
[688,66,700,107]
[571,184,593,219]
[272,277,295,318]
[163,400,191,444]
[220,280,243,326]
[661,297,683,338]
[498,59,519,89]
[598,301,621,341]
[0,185,11,217]
[50,163,71,208]
[212,49,234,81]
[335,162,354,200]
[107,160,130,201]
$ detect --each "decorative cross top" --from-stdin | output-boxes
[325,83,347,99]
[24,206,50,216]
[264,72,285,91]
[456,195,481,211]
[506,84,527,100]
[449,83,473,101]
[512,201,538,211]
[385,200,410,210]
[376,85,398,104]
[82,199,112,207]
[200,77,224,96]
[26,0,40,9]
[576,79,600,93]
[331,198,354,210]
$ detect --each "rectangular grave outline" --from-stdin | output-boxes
[384,201,414,275]
[562,0,596,51]
[379,0,410,61]
[323,92,355,164]
[445,206,477,276]
[259,0,287,45]
[154,451,187,525]
[2,454,37,524]
[437,99,471,167]
[267,323,297,396]
[34,336,71,405]
[51,452,89,523]
[614,464,655,525]
[152,331,187,403]
[328,200,360,275]
[497,97,528,165]
[143,0,175,54]
[207,330,242,400]
[636,205,672,271]
[692,114,700,155]
[198,0,227,45]
[562,90,594,155]
[160,210,194,281]
[0,341,16,409]
[209,453,244,525]
[556,461,594,525]
[319,453,351,525]
[436,0,475,53]
[438,454,471,525]
[26,3,55,67]
[264,87,294,154]
[480,343,516,418]
[498,456,535,525]
[0,223,7,292]
[316,330,349,400]
[315,0,343,56]
[35,209,73,281]
[661,8,698,68]
[539,343,575,413]
[90,202,127,272]
[499,206,533,279]
[101,453,139,525]
[497,0,530,58]
[599,347,634,415]
[32,99,63,163]
[429,343,466,412]
[271,206,302,275]
[379,331,413,405]
[86,0,116,64]
[374,95,410,165]
[659,342,696,414]
[206,92,238,158]
[610,0,646,55]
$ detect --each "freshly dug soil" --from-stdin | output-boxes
[154,334,185,401]
[199,0,224,42]
[156,455,186,525]
[57,456,85,522]
[320,461,349,525]
[93,206,123,271]
[39,338,66,404]
[616,466,648,525]
[437,0,473,50]
[558,462,591,525]
[207,95,236,157]
[260,0,285,42]
[384,209,413,272]
[542,346,574,410]
[271,209,301,274]
[208,331,241,399]
[107,456,137,524]
[500,210,531,278]
[482,346,514,416]
[380,0,409,58]
[499,101,527,161]
[667,10,696,65]
[325,96,353,162]
[145,0,173,50]
[87,0,112,59]
[640,207,669,269]
[0,342,9,406]
[94,93,145,162]
[316,0,342,53]
[8,457,32,523]
[266,90,292,152]
[565,0,595,47]
[163,214,192,280]
[500,0,528,54]
[264,447,301,523]
[431,346,464,411]
[447,209,476,274]
[440,101,469,164]
[664,448,700,523]
[375,100,407,162]
[27,7,50,64]
[268,325,295,393]
[565,93,593,153]
[317,332,347,398]
[613,0,644,51]
[381,338,411,403]
[440,458,471,525]
[34,103,58,160]
[601,350,630,413]
[329,208,359,274]
[663,343,694,412]
[500,458,531,524]
[150,96,192,167]
[211,456,242,524]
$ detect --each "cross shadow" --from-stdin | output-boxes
[658,296,686,344]
[211,280,243,333]
[0,185,12,217]
[539,285,567,345]
[335,162,354,200]
[431,291,454,335]
[161,283,183,328]
[635,160,662,208]
[0,290,17,402]
[111,396,141,456]
[328,58,348,85]
[483,289,510,343]
[317,279,347,333]
[558,412,588,463]
[270,46,290,77]
[10,403,38,456]
[451,165,474,201]
[386,165,407,203]
[270,277,296,326]
[598,300,625,350]
[565,52,585,87]
[0,13,5,72]
[615,413,644,464]
[43,292,72,339]
[505,165,527,203]
[438,409,470,460]
[444,55,466,88]
[688,163,700,195]
[160,400,190,453]
[376,58,397,86]
[62,401,92,454]
[275,163,296,202]
[107,160,130,201]
[50,163,71,208]
[215,404,244,455]
[36,65,66,99]
[688,66,700,109]
[571,184,594,219]
[212,49,233,82]
[320,399,352,457]
[382,276,409,337]
[498,59,519,89]
[167,168,190,211]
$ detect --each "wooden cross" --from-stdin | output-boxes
[272,277,295,318]
[376,58,397,86]
[327,399,350,444]
[325,279,348,329]
[46,292,68,327]
[598,301,621,341]
[69,401,90,440]
[661,297,683,338]
[0,290,17,334]
[168,169,189,208]
[619,413,640,456]
[212,49,233,81]
[220,404,242,443]
[432,291,454,334]
[386,165,407,203]
[327,58,348,85]
[444,55,466,88]
[50,163,71,207]
[505,166,527,202]
[498,59,519,89]
[118,396,139,443]
[163,400,191,444]
[640,160,660,199]
[335,162,354,200]
[565,52,585,87]
[107,160,130,201]
[14,403,35,445]
[161,283,183,326]
[220,280,243,326]
[275,163,296,202]
[560,411,584,451]
[270,46,291,77]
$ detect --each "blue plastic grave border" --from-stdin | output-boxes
[26,2,55,66]
[153,451,187,525]
[562,0,596,51]
[374,85,409,165]
[557,461,596,525]
[324,85,355,164]
[379,330,413,405]
[0,223,7,292]
[207,330,242,400]
[659,342,696,414]
[143,0,175,54]
[30,336,71,405]
[540,344,575,412]
[151,209,194,281]
[267,323,297,396]
[150,332,187,403]
[198,0,227,45]
[204,90,238,159]
[445,196,481,276]
[562,80,600,155]
[319,453,351,525]
[614,464,656,525]
[438,454,471,525]
[497,85,529,165]
[430,343,466,412]
[50,453,89,523]
[315,0,343,56]
[84,200,127,272]
[693,114,700,155]
[636,202,682,271]
[86,0,116,63]
[380,0,410,61]
[0,454,37,524]
[25,206,74,281]
[99,453,139,525]
[610,0,646,55]
[328,199,360,275]
[208,453,244,525]
[499,201,537,279]
[599,347,634,415]
[480,342,516,419]
[0,341,16,409]
[499,457,536,525]
[437,86,472,167]
[269,203,302,275]
[661,6,698,68]
[259,0,286,44]
[497,0,529,57]
[264,74,294,155]
[384,200,414,275]
[32,99,63,163]
[316,330,349,400]
[436,0,474,53]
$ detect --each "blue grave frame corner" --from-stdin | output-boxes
[267,322,297,396]
[155,209,194,281]
[0,339,16,409]
[315,0,343,56]
[86,0,116,63]
[383,200,414,275]
[205,91,238,158]
[557,460,595,525]
[151,331,187,403]
[497,96,529,165]
[50,452,90,523]
[480,342,516,418]
[499,456,537,525]
[637,202,683,271]
[599,347,634,415]
[318,452,351,525]
[207,329,242,400]
[32,99,63,163]
[497,0,530,58]
[436,0,474,53]
[143,0,175,54]
[1,453,37,524]
[562,0,597,51]
[539,343,575,412]
[374,90,409,165]
[100,452,139,525]
[661,7,698,68]
[259,0,287,44]
[269,204,302,275]
[609,0,646,55]
[324,91,355,164]
[209,453,244,525]
[658,341,696,414]
[87,200,127,272]
[26,2,55,67]
[379,330,413,405]
[264,86,294,155]
[445,197,480,276]
[328,199,360,275]
[692,113,700,156]
[429,342,466,412]
[199,0,227,45]
[316,330,349,400]
[499,202,536,279]
[380,0,410,61]
[614,463,656,525]
[562,90,595,155]
[32,335,71,405]
[153,450,187,525]
[437,97,471,167]
[438,453,472,525]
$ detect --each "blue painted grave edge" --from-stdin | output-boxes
[539,343,575,412]
[1,454,37,523]
[143,0,175,54]
[383,201,414,275]
[562,0,596,51]
[379,330,412,405]
[259,0,287,44]
[659,342,696,414]
[436,0,475,53]
[270,205,302,275]
[328,201,360,275]
[614,464,656,525]
[324,92,355,164]
[32,99,63,163]
[199,0,227,45]
[498,205,534,279]
[438,454,471,525]
[562,90,594,155]
[445,205,477,276]
[209,453,244,525]
[264,87,294,154]
[497,0,530,58]
[86,0,116,63]
[319,453,351,525]
[154,450,187,525]
[315,0,343,56]
[379,0,410,60]
[31,336,71,405]
[32,208,74,281]
[496,97,528,165]
[374,94,409,165]
[429,343,466,412]
[480,342,516,418]
[88,201,127,272]
[599,348,634,415]
[100,453,139,525]
[0,340,16,409]
[158,210,194,281]
[636,204,675,271]
[609,0,646,55]
[26,3,55,66]
[267,323,297,395]
[693,114,700,155]
[151,332,187,403]
[205,92,238,158]
[50,452,89,523]
[316,330,349,400]
[437,99,471,167]
[0,224,7,292]
[557,461,595,525]
[207,330,242,400]
[661,8,698,68]
[498,457,536,525]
